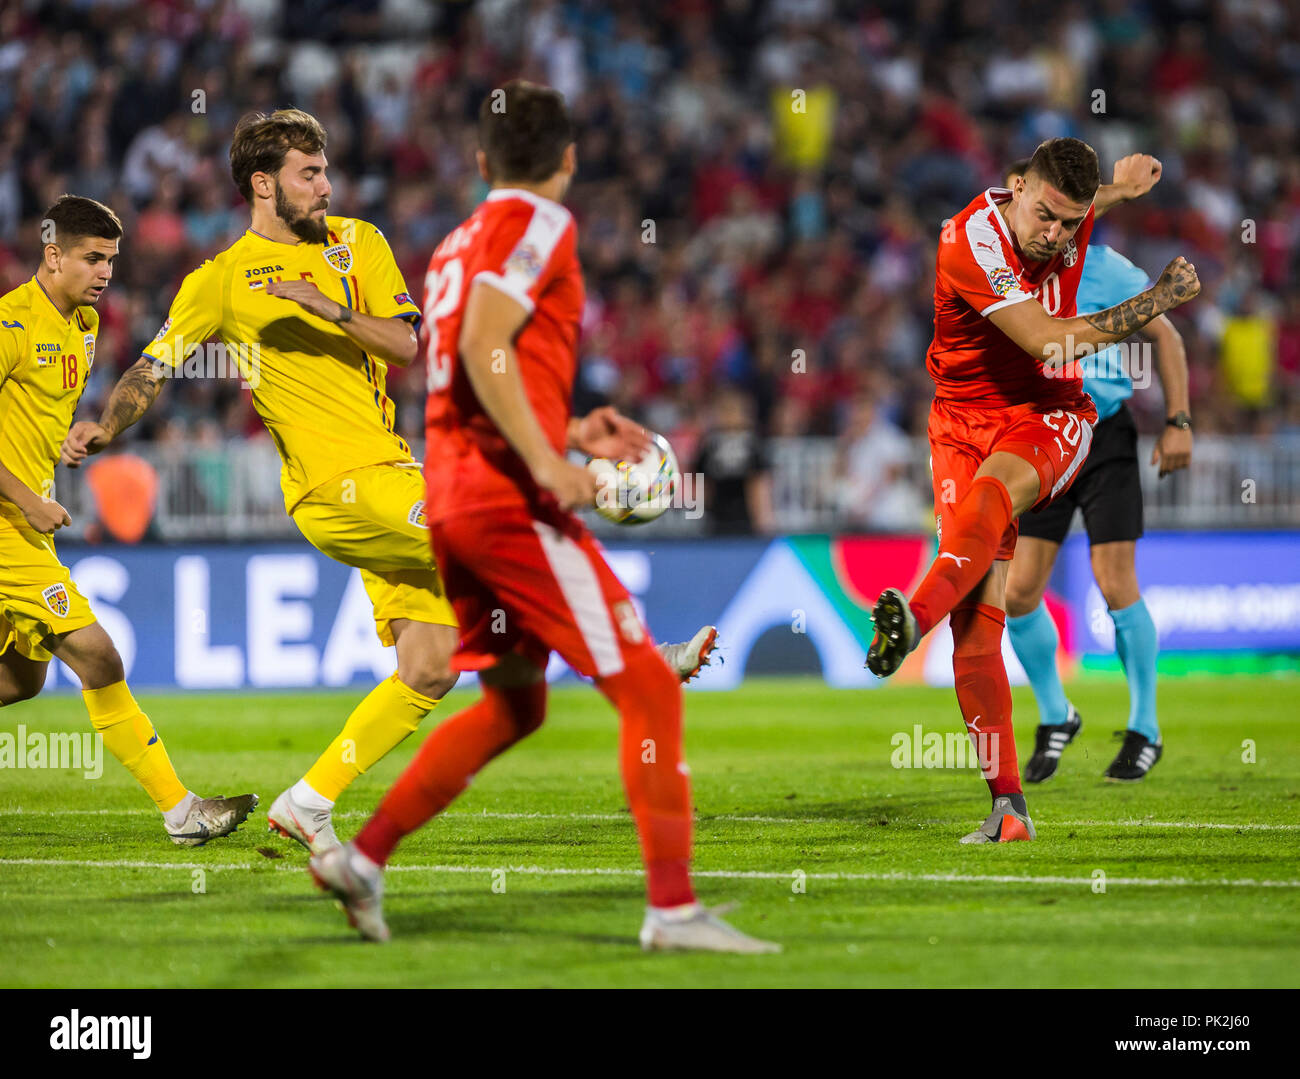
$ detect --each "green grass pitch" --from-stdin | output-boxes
[1,676,1297,988]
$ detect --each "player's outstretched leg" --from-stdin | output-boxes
[598,647,779,954]
[310,664,546,941]
[53,623,258,845]
[270,621,458,854]
[867,474,1016,677]
[950,602,1035,844]
[656,624,719,683]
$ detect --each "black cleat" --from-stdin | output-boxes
[1024,705,1082,783]
[1104,730,1162,782]
[865,588,918,678]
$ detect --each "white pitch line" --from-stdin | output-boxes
[2,857,1296,888]
[0,858,251,871]
[2,808,1297,831]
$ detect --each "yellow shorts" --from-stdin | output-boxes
[292,463,457,646]
[0,507,97,662]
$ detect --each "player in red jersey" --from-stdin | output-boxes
[310,81,777,953]
[865,138,1201,843]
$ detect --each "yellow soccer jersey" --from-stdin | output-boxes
[141,217,422,511]
[0,277,99,501]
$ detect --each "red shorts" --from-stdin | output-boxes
[430,503,653,679]
[928,398,1096,560]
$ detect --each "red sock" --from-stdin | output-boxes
[353,681,547,867]
[951,603,1021,798]
[910,475,1014,637]
[598,648,695,909]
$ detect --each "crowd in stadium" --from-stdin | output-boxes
[1,0,1298,534]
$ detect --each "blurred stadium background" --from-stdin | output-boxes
[1,0,1297,690]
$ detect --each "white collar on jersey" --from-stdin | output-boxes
[486,187,567,212]
[983,187,1017,248]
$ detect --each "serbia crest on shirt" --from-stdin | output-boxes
[927,187,1095,412]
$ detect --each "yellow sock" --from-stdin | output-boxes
[303,673,437,801]
[85,681,188,813]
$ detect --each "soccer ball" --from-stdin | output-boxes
[587,430,680,525]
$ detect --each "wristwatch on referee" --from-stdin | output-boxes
[1165,411,1192,430]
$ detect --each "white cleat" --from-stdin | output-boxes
[166,793,259,847]
[657,625,719,683]
[309,842,390,943]
[639,903,781,954]
[267,787,341,855]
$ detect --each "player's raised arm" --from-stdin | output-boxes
[988,256,1200,370]
[458,278,595,511]
[1093,153,1162,218]
[61,355,167,467]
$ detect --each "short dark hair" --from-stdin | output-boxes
[42,195,123,249]
[478,80,573,184]
[1004,157,1032,185]
[1025,138,1100,203]
[229,108,327,203]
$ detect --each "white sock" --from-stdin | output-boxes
[162,791,198,830]
[651,902,701,921]
[291,779,334,811]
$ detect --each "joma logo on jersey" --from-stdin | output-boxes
[323,244,353,272]
[34,342,61,365]
[42,583,70,618]
[244,265,284,279]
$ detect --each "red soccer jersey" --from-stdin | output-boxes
[927,187,1095,411]
[422,188,584,521]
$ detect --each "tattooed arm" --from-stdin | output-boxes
[60,356,168,468]
[989,257,1201,371]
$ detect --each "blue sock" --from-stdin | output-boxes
[1110,597,1159,742]
[1007,601,1070,726]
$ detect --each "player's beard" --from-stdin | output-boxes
[275,182,329,245]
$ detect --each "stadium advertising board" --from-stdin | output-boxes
[42,533,1300,691]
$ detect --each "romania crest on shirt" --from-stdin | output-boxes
[323,244,353,273]
[42,583,70,618]
[407,500,427,529]
[83,333,95,369]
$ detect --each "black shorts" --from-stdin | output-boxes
[1018,403,1144,546]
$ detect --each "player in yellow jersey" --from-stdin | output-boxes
[1,195,257,845]
[63,110,718,856]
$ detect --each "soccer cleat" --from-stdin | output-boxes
[959,795,1037,844]
[1024,705,1083,783]
[639,903,781,954]
[309,841,390,943]
[865,588,918,677]
[267,787,341,855]
[1104,730,1162,782]
[657,625,719,683]
[166,793,259,847]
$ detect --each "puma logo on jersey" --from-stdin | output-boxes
[939,552,970,568]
